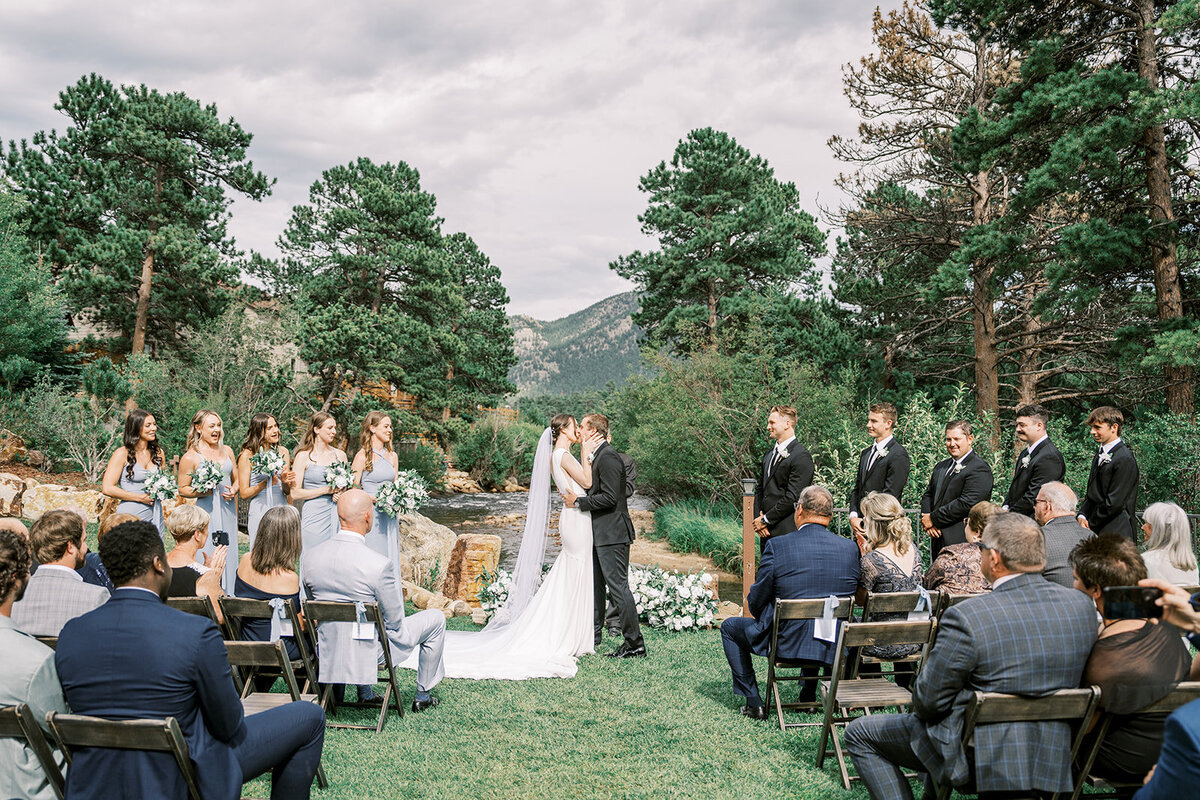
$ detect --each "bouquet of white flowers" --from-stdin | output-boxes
[323,461,355,492]
[143,469,179,503]
[250,449,286,476]
[629,566,717,631]
[374,470,429,517]
[477,568,513,619]
[190,459,225,493]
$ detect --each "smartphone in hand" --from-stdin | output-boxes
[212,530,230,547]
[1102,586,1163,620]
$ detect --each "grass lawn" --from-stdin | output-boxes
[243,612,896,800]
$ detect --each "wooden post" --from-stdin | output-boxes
[741,480,756,617]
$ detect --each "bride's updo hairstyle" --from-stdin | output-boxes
[860,491,914,556]
[549,414,575,442]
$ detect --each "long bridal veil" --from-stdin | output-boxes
[482,426,552,631]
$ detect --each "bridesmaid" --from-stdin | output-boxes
[178,409,239,596]
[353,411,402,587]
[290,412,346,557]
[237,413,295,551]
[101,410,168,533]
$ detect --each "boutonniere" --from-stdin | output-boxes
[1019,454,1030,469]
[779,448,790,460]
[877,447,889,458]
[953,462,964,474]
[1098,452,1112,465]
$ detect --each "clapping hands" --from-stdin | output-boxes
[197,545,227,598]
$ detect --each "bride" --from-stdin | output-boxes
[401,414,599,680]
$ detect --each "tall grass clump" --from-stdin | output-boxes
[652,501,744,573]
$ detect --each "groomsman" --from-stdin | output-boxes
[921,420,995,558]
[1001,404,1065,518]
[1078,406,1140,539]
[753,406,814,551]
[848,402,911,538]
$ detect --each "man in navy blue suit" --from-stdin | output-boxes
[720,485,861,720]
[56,521,325,800]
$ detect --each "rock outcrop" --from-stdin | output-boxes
[442,534,501,607]
[0,472,25,517]
[395,513,457,593]
[22,484,106,522]
[0,430,26,462]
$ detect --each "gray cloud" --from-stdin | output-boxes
[0,0,896,320]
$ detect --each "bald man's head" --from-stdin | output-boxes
[0,518,29,538]
[337,489,374,535]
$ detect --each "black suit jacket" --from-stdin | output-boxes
[921,450,995,546]
[753,439,815,537]
[1002,438,1065,517]
[848,438,911,516]
[1079,440,1139,539]
[577,442,635,547]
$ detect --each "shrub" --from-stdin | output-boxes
[396,444,447,492]
[652,501,744,573]
[452,414,544,488]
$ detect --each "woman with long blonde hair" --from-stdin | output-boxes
[352,411,402,587]
[857,491,924,682]
[289,412,346,555]
[178,409,239,595]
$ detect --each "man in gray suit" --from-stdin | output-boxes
[1034,481,1094,588]
[845,513,1098,799]
[0,526,68,800]
[302,490,446,712]
[12,509,108,636]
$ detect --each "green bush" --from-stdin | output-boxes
[652,501,744,574]
[396,444,448,492]
[452,415,544,488]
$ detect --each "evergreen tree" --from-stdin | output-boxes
[3,74,272,354]
[611,127,826,354]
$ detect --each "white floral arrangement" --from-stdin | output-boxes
[476,563,555,621]
[374,470,429,516]
[323,461,355,492]
[190,459,225,493]
[630,566,717,631]
[250,449,286,476]
[143,469,178,503]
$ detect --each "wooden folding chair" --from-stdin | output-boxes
[166,595,230,638]
[36,636,58,650]
[765,597,855,730]
[224,640,329,789]
[934,592,981,619]
[859,590,940,680]
[0,704,65,800]
[47,712,201,800]
[219,596,319,694]
[816,618,938,789]
[926,687,1101,800]
[1072,681,1200,800]
[302,600,405,733]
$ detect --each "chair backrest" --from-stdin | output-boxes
[935,592,981,618]
[961,687,1100,753]
[47,712,201,800]
[862,590,941,617]
[36,636,58,650]
[0,704,64,800]
[827,618,938,688]
[165,595,227,636]
[302,600,394,682]
[219,595,317,687]
[774,597,855,621]
[1132,681,1200,715]
[224,640,303,701]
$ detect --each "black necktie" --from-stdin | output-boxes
[769,449,782,475]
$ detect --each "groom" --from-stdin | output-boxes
[562,413,646,659]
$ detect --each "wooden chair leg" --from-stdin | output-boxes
[829,716,852,790]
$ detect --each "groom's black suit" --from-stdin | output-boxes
[577,441,644,650]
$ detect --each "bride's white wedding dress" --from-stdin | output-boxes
[399,439,594,680]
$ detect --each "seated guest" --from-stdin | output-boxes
[12,509,108,636]
[0,526,68,800]
[1072,534,1191,785]
[56,521,325,799]
[165,503,227,622]
[78,512,139,593]
[1035,481,1094,588]
[1135,698,1200,799]
[844,512,1098,799]
[0,517,35,572]
[924,500,997,594]
[303,490,447,713]
[1140,502,1199,586]
[236,505,304,662]
[720,485,860,719]
[856,492,924,685]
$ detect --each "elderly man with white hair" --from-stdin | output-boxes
[1033,481,1094,588]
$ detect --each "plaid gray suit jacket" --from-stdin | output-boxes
[911,572,1098,793]
[11,565,110,637]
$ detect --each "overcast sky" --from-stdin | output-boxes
[0,1,898,319]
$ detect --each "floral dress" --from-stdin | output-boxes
[860,549,925,659]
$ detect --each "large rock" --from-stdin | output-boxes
[443,469,482,494]
[22,484,106,522]
[442,534,502,607]
[0,472,25,517]
[395,512,457,593]
[0,430,26,462]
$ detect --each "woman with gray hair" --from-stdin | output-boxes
[1141,501,1199,585]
